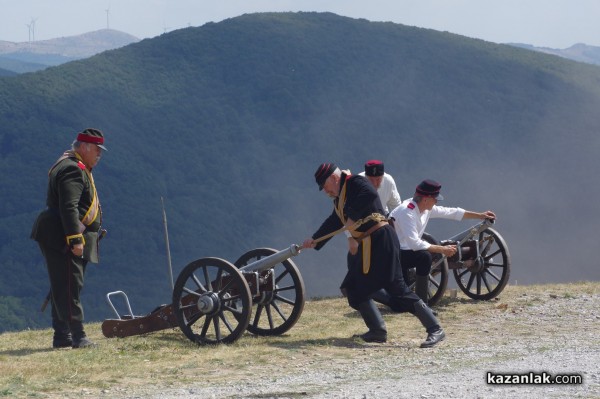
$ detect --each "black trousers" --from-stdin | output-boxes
[345,226,422,312]
[38,243,87,323]
[400,249,432,279]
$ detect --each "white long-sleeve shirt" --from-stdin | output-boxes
[358,172,401,214]
[389,198,465,251]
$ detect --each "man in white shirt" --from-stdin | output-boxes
[389,179,496,301]
[359,160,401,215]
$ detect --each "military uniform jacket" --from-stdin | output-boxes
[31,150,102,263]
[311,173,383,247]
[311,173,400,297]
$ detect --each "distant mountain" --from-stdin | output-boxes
[0,66,17,77]
[0,54,60,74]
[0,29,139,73]
[509,42,600,66]
[1,12,600,332]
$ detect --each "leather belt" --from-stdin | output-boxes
[354,221,388,242]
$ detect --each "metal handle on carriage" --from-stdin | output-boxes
[106,290,135,320]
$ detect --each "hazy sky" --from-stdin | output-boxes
[1,0,599,48]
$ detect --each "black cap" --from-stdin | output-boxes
[314,163,337,191]
[77,128,107,151]
[364,160,384,177]
[415,179,444,201]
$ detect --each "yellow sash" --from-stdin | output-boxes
[80,168,100,226]
[334,178,348,224]
[362,236,372,274]
[50,150,101,227]
[334,176,372,275]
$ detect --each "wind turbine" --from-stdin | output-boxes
[25,22,32,42]
[163,20,171,34]
[30,18,38,42]
[105,8,110,29]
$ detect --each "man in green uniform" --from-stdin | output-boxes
[31,128,107,348]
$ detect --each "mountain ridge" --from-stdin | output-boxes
[2,24,599,74]
[509,42,600,65]
[0,29,139,57]
[0,29,139,72]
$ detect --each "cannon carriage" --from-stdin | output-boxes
[102,218,510,344]
[405,218,511,306]
[171,245,306,344]
[102,244,306,344]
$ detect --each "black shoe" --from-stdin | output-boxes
[52,337,73,348]
[420,328,445,348]
[354,330,387,343]
[72,336,97,348]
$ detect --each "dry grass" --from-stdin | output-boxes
[1,281,598,398]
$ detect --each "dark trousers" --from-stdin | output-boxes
[346,252,422,313]
[38,243,87,323]
[400,249,432,279]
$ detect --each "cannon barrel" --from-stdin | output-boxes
[238,244,301,273]
[447,218,494,244]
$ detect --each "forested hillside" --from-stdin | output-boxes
[1,12,599,332]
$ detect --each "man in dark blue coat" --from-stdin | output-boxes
[302,163,445,347]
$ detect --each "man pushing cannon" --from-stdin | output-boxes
[302,163,445,348]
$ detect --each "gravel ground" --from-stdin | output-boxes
[118,289,599,399]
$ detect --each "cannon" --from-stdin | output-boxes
[404,218,511,306]
[102,244,305,344]
[172,245,306,344]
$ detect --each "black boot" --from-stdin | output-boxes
[415,275,430,302]
[355,300,387,343]
[413,300,445,348]
[70,320,96,349]
[52,319,72,349]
